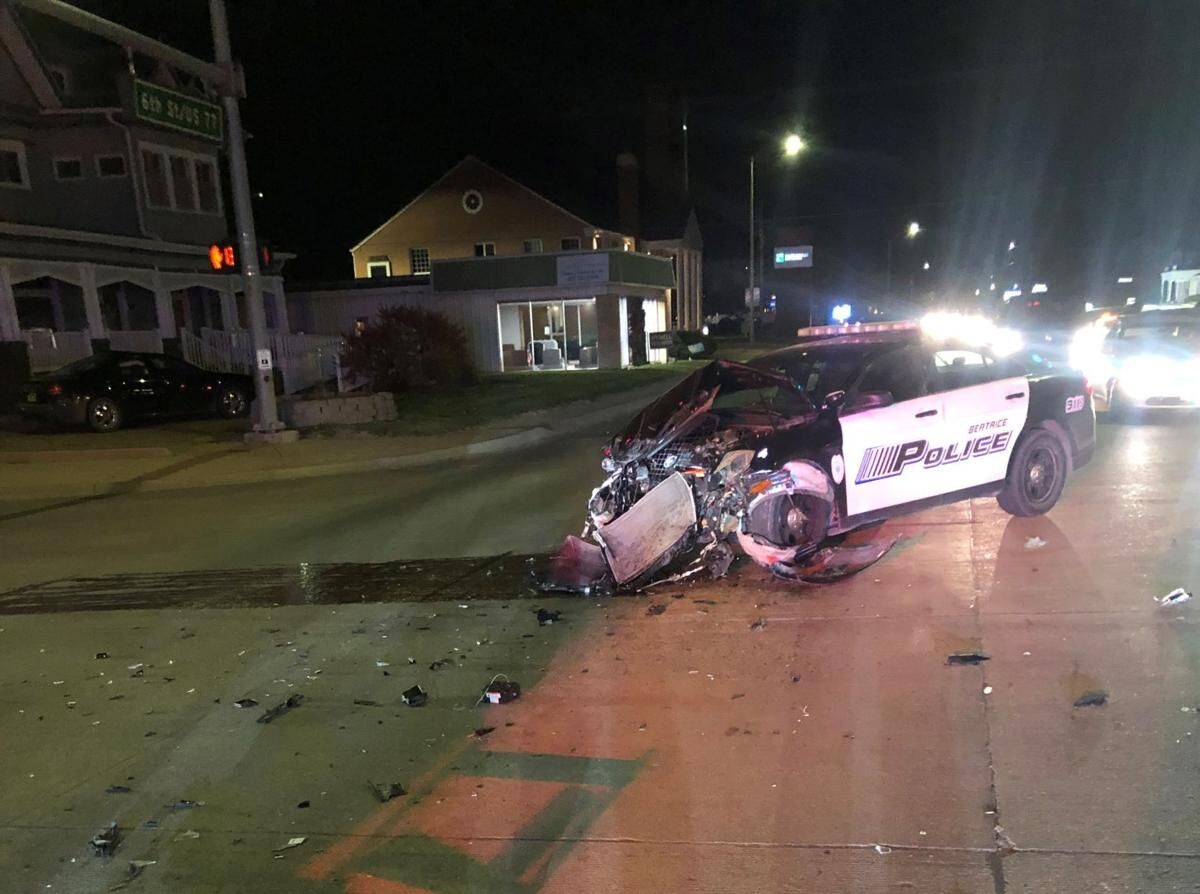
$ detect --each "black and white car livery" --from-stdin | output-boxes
[562,317,1095,589]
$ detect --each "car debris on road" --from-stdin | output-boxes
[482,675,520,705]
[1158,587,1192,607]
[370,781,406,802]
[1073,690,1109,707]
[90,822,121,857]
[946,651,990,665]
[256,693,303,724]
[401,685,428,706]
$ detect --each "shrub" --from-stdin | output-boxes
[342,306,477,392]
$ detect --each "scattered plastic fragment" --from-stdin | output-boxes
[1158,587,1192,607]
[233,698,259,709]
[646,604,666,616]
[174,830,200,842]
[429,659,452,671]
[297,800,310,809]
[257,694,304,724]
[370,781,406,802]
[90,822,121,857]
[1073,690,1108,708]
[994,824,1017,853]
[401,685,428,707]
[946,651,990,666]
[95,652,110,660]
[536,609,561,626]
[127,860,156,879]
[750,617,768,631]
[168,800,202,810]
[874,844,892,855]
[274,836,307,853]
[105,785,132,795]
[375,661,390,667]
[353,699,380,707]
[1024,536,1047,550]
[474,726,496,738]
[983,686,993,695]
[482,675,521,705]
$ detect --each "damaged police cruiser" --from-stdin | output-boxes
[553,314,1095,589]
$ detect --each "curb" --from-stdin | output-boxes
[0,446,173,464]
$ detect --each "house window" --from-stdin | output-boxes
[96,155,127,178]
[409,247,431,274]
[53,157,83,180]
[560,237,581,251]
[366,257,391,278]
[140,143,221,214]
[474,242,496,257]
[141,148,169,207]
[194,158,219,213]
[0,139,30,188]
[170,155,196,210]
[522,238,543,254]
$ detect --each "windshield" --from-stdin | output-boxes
[1111,324,1200,357]
[48,355,101,377]
[616,360,812,446]
[751,343,878,400]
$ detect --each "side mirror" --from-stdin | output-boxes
[823,390,846,410]
[845,390,894,413]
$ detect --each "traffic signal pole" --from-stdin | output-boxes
[209,0,282,435]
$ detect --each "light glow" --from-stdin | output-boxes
[1117,276,1133,284]
[1031,283,1048,294]
[783,133,806,156]
[831,303,852,324]
[906,221,922,239]
[920,311,1023,357]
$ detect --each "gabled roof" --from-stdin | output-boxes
[0,4,61,109]
[351,155,599,253]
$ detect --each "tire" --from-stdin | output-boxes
[86,397,122,433]
[996,428,1068,516]
[217,386,250,418]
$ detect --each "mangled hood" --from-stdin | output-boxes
[611,360,814,460]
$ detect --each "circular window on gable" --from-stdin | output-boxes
[462,189,483,214]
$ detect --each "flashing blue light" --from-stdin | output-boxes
[831,303,852,324]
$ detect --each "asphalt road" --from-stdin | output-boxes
[0,426,610,595]
[1,413,1199,893]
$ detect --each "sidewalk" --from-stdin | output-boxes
[0,380,666,500]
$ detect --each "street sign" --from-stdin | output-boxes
[133,79,223,144]
[256,349,273,370]
[744,286,761,308]
[648,331,674,349]
[774,245,813,269]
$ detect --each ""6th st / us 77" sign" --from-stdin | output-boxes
[133,79,223,144]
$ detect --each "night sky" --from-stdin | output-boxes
[79,1,1200,310]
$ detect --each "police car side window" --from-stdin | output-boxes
[930,349,996,392]
[856,346,929,403]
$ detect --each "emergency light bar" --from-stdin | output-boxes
[796,321,919,338]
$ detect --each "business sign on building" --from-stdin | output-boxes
[648,331,674,349]
[774,245,813,269]
[133,79,224,144]
[556,253,609,287]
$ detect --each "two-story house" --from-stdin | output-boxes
[288,156,680,372]
[0,4,288,404]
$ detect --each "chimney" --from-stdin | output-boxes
[617,152,640,238]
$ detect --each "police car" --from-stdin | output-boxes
[752,315,1096,525]
[572,314,1096,588]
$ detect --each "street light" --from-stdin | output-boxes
[923,261,931,271]
[748,132,805,344]
[886,220,922,297]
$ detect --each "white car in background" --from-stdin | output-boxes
[1072,310,1200,413]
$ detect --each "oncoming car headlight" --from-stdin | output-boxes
[920,312,1023,356]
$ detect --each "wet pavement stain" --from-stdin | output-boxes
[0,552,557,614]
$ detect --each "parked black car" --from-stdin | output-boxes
[19,352,254,432]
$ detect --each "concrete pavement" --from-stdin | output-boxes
[0,415,1198,892]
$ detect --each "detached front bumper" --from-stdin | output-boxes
[596,472,697,585]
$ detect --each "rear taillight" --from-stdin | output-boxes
[47,383,63,397]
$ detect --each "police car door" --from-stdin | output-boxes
[928,345,1028,493]
[840,344,948,516]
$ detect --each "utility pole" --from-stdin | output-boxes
[210,0,284,437]
[747,155,756,344]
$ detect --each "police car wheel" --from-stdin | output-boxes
[997,428,1067,517]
